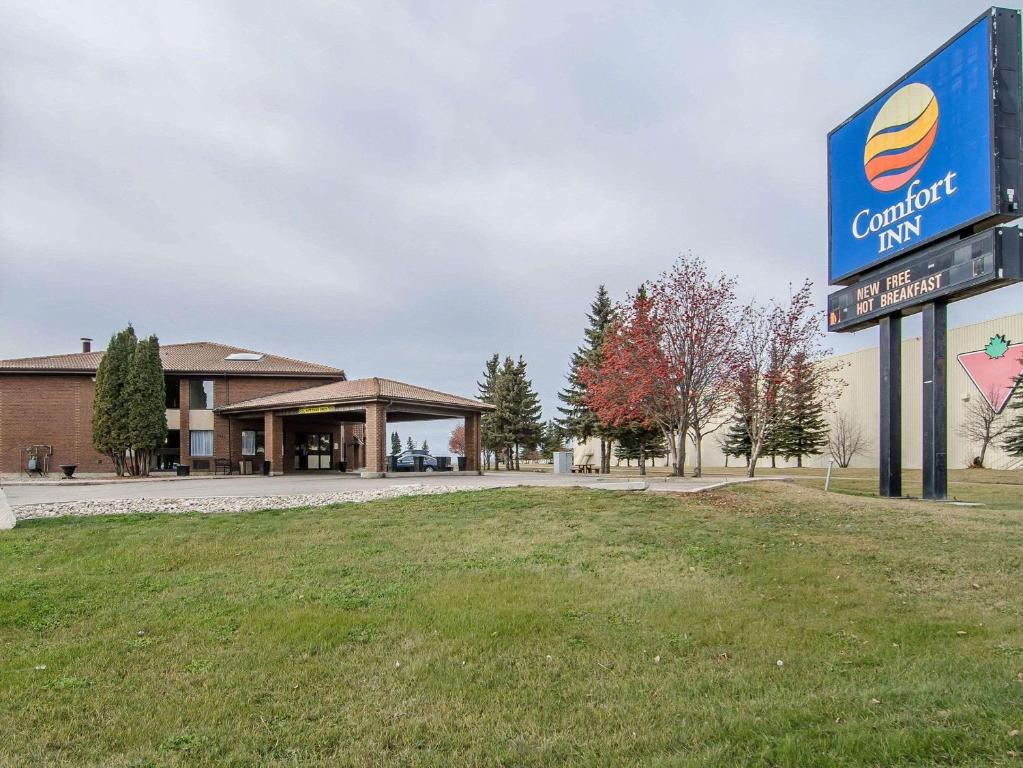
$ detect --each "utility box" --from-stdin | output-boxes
[553,451,573,474]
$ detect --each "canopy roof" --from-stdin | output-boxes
[217,377,494,416]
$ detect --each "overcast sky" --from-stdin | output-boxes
[3,1,1023,453]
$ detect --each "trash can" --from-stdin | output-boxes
[457,456,467,471]
[337,460,347,472]
[262,461,271,476]
[435,457,451,471]
[176,465,191,477]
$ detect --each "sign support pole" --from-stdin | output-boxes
[878,315,902,497]
[922,300,948,500]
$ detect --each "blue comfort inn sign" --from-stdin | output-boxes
[825,7,1022,503]
[828,13,1000,285]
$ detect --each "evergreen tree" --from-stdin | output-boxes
[92,325,137,476]
[488,356,544,470]
[477,353,502,469]
[720,418,752,466]
[421,439,429,452]
[557,285,616,473]
[390,431,401,456]
[406,436,415,451]
[540,419,567,460]
[614,439,638,465]
[613,425,665,476]
[507,357,544,470]
[776,352,830,467]
[124,335,167,476]
[721,367,755,467]
[1002,375,1023,457]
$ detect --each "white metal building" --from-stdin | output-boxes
[573,311,1023,472]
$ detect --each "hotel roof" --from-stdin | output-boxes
[0,341,345,378]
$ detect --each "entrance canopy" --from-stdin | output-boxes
[217,377,492,475]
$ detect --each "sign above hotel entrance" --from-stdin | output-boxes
[296,405,340,415]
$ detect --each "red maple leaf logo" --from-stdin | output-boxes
[957,335,1023,414]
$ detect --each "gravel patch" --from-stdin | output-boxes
[15,484,486,521]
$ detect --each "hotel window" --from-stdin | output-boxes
[241,430,264,456]
[189,379,214,410]
[190,430,214,457]
[165,377,180,408]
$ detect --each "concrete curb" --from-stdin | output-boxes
[0,487,15,530]
[585,481,649,492]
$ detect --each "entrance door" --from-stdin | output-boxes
[294,432,333,470]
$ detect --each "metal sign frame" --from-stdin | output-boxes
[826,7,1023,501]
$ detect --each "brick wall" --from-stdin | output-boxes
[0,374,110,474]
[0,373,342,475]
[364,404,387,473]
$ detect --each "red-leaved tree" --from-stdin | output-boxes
[448,424,466,455]
[581,288,680,466]
[647,256,738,476]
[582,255,740,476]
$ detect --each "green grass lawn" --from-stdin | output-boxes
[3,485,1023,766]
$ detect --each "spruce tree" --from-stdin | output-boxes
[477,354,502,469]
[92,325,137,476]
[614,439,637,466]
[510,357,543,469]
[720,418,753,466]
[777,352,829,467]
[613,425,664,475]
[492,357,519,470]
[557,285,616,473]
[124,335,167,476]
[489,356,544,470]
[406,436,415,451]
[421,439,429,452]
[540,419,567,460]
[390,431,401,456]
[1002,378,1023,457]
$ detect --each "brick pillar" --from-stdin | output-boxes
[364,403,387,474]
[464,412,481,472]
[265,412,284,476]
[179,379,191,467]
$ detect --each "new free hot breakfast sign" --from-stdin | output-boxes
[828,14,996,285]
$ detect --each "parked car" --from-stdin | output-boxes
[394,449,438,471]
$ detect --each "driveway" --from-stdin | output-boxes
[3,471,736,510]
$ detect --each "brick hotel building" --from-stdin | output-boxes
[0,339,489,476]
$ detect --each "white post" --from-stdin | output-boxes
[825,459,835,492]
[0,488,16,530]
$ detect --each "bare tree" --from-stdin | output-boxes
[828,411,869,468]
[958,387,1010,467]
[732,281,828,477]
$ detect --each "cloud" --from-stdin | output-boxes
[2,0,1019,453]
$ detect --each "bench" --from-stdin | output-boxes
[214,458,233,475]
[572,454,597,474]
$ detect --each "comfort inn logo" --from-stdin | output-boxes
[852,82,958,255]
[864,83,938,192]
